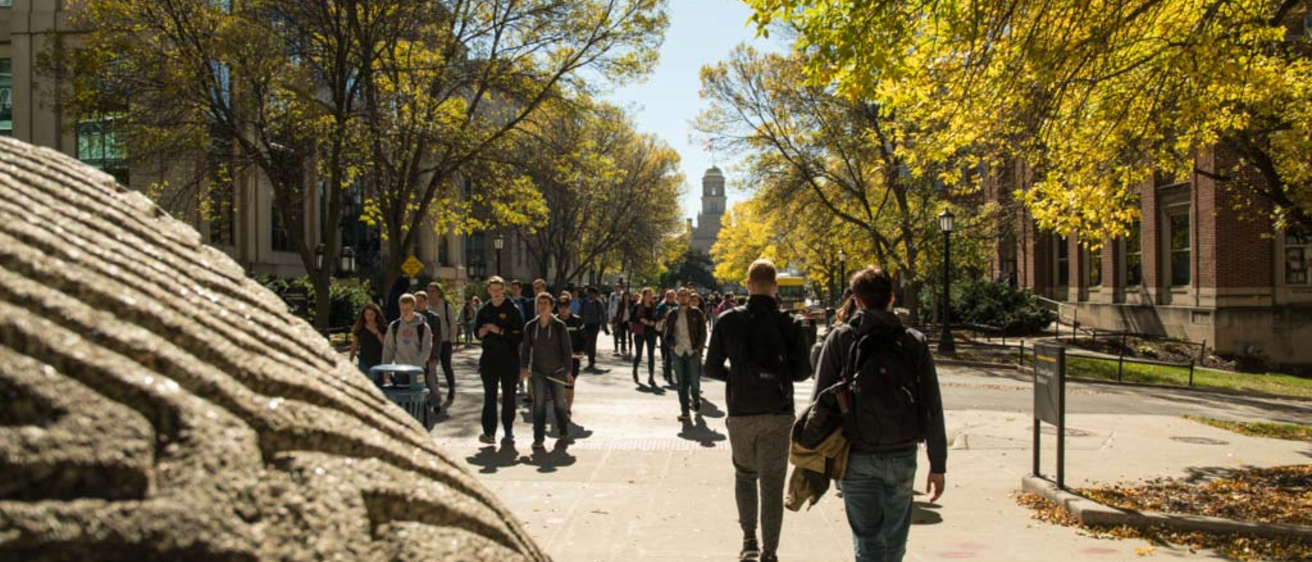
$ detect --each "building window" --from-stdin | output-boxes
[1286,229,1311,285]
[0,1,10,8]
[1088,245,1103,287]
[437,234,450,267]
[1055,235,1070,287]
[271,191,302,253]
[0,59,11,137]
[1167,208,1191,287]
[77,117,129,185]
[1125,221,1142,287]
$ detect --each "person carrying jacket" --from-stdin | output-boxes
[520,292,575,450]
[703,260,812,562]
[812,266,946,562]
[663,287,707,420]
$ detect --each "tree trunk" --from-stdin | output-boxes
[312,270,333,330]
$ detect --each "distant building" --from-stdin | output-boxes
[691,166,726,255]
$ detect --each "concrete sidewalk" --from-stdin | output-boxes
[431,335,1308,561]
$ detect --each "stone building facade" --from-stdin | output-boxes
[0,0,473,295]
[987,153,1312,366]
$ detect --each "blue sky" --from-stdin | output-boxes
[604,0,784,223]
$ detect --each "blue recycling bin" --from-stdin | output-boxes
[367,364,434,430]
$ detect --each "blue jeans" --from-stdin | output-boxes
[672,351,701,414]
[530,370,571,443]
[842,450,918,562]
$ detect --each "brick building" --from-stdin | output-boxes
[987,151,1312,366]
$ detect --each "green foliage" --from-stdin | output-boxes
[252,275,369,328]
[1184,417,1312,443]
[950,279,1055,335]
[660,249,717,290]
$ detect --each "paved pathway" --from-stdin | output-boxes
[428,333,1309,562]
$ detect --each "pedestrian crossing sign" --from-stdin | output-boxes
[401,255,424,278]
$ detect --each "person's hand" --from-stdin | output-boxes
[926,473,945,503]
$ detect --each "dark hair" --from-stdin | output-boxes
[352,302,385,335]
[511,279,523,288]
[850,266,893,310]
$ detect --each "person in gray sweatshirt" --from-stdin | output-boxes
[383,293,434,376]
[520,292,574,450]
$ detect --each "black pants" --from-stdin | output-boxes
[615,323,630,354]
[439,341,454,395]
[659,335,673,380]
[632,331,657,377]
[584,323,601,367]
[480,362,518,439]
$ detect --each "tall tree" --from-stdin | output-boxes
[356,0,669,293]
[744,0,1312,237]
[699,46,988,321]
[508,99,684,289]
[61,0,410,329]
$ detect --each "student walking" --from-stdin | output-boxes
[656,289,679,385]
[382,294,435,399]
[520,292,575,450]
[608,285,624,355]
[704,260,812,562]
[614,291,633,358]
[580,287,608,372]
[475,277,524,444]
[426,282,458,400]
[462,297,481,346]
[631,288,659,387]
[663,288,707,421]
[812,267,947,562]
[350,303,386,375]
[556,293,586,416]
[413,291,445,404]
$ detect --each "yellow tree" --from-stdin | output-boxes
[744,0,1312,238]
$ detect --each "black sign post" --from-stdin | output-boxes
[1032,342,1067,489]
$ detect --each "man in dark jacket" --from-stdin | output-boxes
[812,266,946,562]
[475,276,525,444]
[664,287,707,420]
[580,287,608,372]
[520,292,574,450]
[704,260,812,562]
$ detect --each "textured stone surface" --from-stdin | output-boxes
[0,137,548,561]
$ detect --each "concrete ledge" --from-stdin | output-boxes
[935,358,1024,370]
[1021,475,1312,540]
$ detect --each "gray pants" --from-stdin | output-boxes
[726,414,794,555]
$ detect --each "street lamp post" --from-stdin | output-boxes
[494,234,505,278]
[938,209,956,354]
[315,243,326,271]
[338,246,356,277]
[837,250,847,307]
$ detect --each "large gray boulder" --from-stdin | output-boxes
[0,137,548,561]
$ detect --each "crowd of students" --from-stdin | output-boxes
[348,263,947,562]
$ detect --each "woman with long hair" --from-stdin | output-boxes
[630,288,659,387]
[350,302,387,375]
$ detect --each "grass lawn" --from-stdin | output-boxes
[1010,352,1312,398]
[1184,417,1312,442]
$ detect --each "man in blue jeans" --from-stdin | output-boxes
[811,266,947,562]
[663,287,707,420]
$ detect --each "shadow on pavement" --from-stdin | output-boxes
[637,384,667,396]
[678,416,727,447]
[698,398,726,419]
[466,441,523,474]
[912,502,943,525]
[529,441,577,473]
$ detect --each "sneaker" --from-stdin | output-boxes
[478,434,495,444]
[760,552,778,562]
[532,441,546,451]
[677,413,690,422]
[739,538,761,561]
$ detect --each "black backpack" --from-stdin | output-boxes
[388,318,428,351]
[841,327,928,446]
[729,306,793,414]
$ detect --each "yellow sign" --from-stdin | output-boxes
[401,255,424,278]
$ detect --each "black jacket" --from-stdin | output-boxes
[475,298,524,369]
[662,306,707,355]
[560,313,586,354]
[812,308,947,474]
[704,294,812,416]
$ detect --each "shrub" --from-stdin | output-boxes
[951,279,1056,335]
[250,274,370,328]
